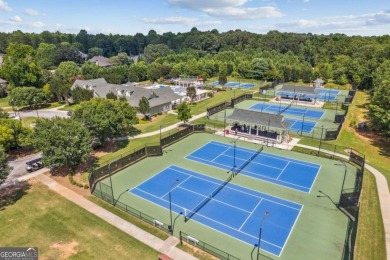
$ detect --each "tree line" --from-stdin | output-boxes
[0,28,389,136]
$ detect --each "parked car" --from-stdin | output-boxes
[26,158,43,172]
[67,110,73,116]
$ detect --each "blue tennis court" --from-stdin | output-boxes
[130,165,302,256]
[186,141,320,193]
[276,91,338,101]
[211,81,256,89]
[284,118,316,133]
[249,103,324,119]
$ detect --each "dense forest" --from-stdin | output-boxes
[0,28,389,135]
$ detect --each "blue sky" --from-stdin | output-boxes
[0,0,389,36]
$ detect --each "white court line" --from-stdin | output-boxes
[276,161,290,180]
[211,147,232,162]
[210,141,320,169]
[159,170,192,199]
[278,205,304,257]
[178,186,252,214]
[188,153,312,192]
[239,198,263,231]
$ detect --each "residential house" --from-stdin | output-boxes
[0,78,7,90]
[88,56,112,67]
[313,78,325,88]
[71,78,181,115]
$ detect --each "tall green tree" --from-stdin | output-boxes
[106,92,118,100]
[31,117,92,172]
[49,71,71,102]
[143,44,173,63]
[9,87,48,108]
[186,86,197,103]
[177,101,191,124]
[56,61,80,82]
[71,86,94,103]
[0,43,43,88]
[138,96,150,119]
[35,43,56,69]
[72,98,138,145]
[0,146,11,185]
[0,118,31,150]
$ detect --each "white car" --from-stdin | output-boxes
[9,115,21,120]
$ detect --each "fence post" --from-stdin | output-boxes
[179,231,183,245]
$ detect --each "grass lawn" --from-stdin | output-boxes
[21,117,36,128]
[0,182,158,259]
[135,113,179,133]
[87,196,169,240]
[98,135,160,165]
[59,104,81,111]
[0,95,10,108]
[298,90,387,259]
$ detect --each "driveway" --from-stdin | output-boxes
[9,110,68,119]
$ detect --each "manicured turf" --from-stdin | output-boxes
[0,183,158,259]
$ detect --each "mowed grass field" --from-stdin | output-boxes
[0,182,158,259]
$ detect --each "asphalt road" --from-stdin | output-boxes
[10,110,69,119]
[7,153,42,181]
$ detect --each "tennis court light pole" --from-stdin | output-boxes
[257,211,270,260]
[301,109,306,136]
[318,125,324,155]
[335,161,348,192]
[169,179,180,234]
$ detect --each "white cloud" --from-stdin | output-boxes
[142,16,222,27]
[303,0,310,3]
[24,8,39,16]
[204,6,283,19]
[168,0,283,20]
[143,17,197,24]
[9,15,22,23]
[31,21,45,28]
[168,0,248,10]
[274,9,390,34]
[0,0,12,12]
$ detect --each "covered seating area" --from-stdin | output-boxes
[278,85,317,103]
[225,109,291,143]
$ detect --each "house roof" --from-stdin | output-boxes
[314,78,325,84]
[71,78,181,108]
[279,85,316,95]
[88,56,112,67]
[0,78,7,84]
[226,109,291,129]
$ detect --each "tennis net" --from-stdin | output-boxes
[278,102,292,115]
[185,173,233,222]
[234,146,264,176]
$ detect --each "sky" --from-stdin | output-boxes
[0,0,389,36]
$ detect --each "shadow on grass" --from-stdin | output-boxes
[0,180,30,211]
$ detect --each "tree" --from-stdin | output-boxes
[177,101,191,124]
[56,61,80,82]
[31,117,92,172]
[0,108,8,118]
[0,43,43,88]
[186,86,197,103]
[0,146,11,185]
[138,96,150,119]
[49,71,71,102]
[88,47,103,57]
[109,52,132,66]
[0,118,31,150]
[218,74,227,86]
[35,43,56,69]
[251,58,269,80]
[9,87,48,108]
[71,86,94,103]
[81,62,102,80]
[143,44,173,63]
[72,98,138,145]
[106,92,118,100]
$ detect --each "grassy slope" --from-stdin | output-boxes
[0,183,158,259]
[299,91,387,259]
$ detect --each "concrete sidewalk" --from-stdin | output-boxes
[34,174,197,260]
[295,144,390,260]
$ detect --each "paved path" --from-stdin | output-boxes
[33,173,197,260]
[296,144,390,259]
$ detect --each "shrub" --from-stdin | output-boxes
[83,183,89,189]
